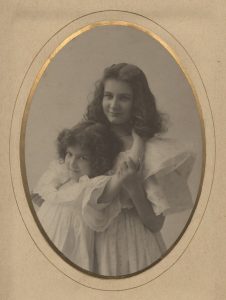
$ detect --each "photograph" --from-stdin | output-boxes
[22,24,204,277]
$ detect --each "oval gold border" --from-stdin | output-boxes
[19,21,206,280]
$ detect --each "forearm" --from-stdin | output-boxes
[97,175,122,204]
[124,180,165,232]
[130,131,145,164]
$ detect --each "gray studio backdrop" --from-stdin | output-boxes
[25,25,203,249]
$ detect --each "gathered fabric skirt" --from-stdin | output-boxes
[94,208,162,276]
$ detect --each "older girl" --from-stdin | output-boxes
[85,63,195,276]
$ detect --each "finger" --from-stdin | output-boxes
[124,160,129,168]
[118,166,123,175]
[118,164,124,175]
[129,156,141,171]
[136,158,141,171]
[127,157,137,169]
[120,161,128,170]
[31,193,40,201]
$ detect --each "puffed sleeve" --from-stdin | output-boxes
[82,176,121,232]
[143,137,196,215]
[32,160,71,202]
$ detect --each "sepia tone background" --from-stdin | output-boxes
[1,1,226,299]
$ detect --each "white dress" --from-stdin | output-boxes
[83,137,195,276]
[32,161,112,271]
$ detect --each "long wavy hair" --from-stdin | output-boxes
[85,63,165,138]
[57,121,122,177]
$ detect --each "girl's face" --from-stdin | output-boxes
[65,145,91,179]
[102,79,133,125]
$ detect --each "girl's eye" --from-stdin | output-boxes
[79,156,88,161]
[103,93,112,100]
[119,94,132,102]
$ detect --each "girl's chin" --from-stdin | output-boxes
[107,118,128,125]
[69,171,80,180]
[108,120,132,131]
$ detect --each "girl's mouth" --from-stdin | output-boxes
[109,111,121,116]
[69,168,80,174]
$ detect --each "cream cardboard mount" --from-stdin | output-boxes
[2,6,225,300]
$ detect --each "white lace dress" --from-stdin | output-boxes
[32,161,112,271]
[83,137,195,276]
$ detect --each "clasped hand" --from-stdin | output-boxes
[116,157,141,190]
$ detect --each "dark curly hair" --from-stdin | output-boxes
[85,63,165,138]
[56,121,122,178]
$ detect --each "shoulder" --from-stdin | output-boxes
[143,136,195,178]
[145,136,193,153]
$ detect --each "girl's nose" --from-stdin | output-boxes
[70,157,78,169]
[110,97,119,109]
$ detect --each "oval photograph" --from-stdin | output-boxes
[22,24,204,277]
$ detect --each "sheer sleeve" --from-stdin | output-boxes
[82,176,121,232]
[142,137,195,179]
[32,160,71,202]
[144,176,170,215]
[142,138,196,215]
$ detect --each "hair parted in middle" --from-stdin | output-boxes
[57,120,122,177]
[85,63,165,138]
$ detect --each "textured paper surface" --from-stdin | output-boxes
[1,1,226,299]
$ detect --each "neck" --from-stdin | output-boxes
[111,124,133,151]
[110,124,131,138]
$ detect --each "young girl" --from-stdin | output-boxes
[84,63,195,276]
[31,120,144,271]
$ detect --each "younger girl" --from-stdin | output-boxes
[31,121,144,271]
